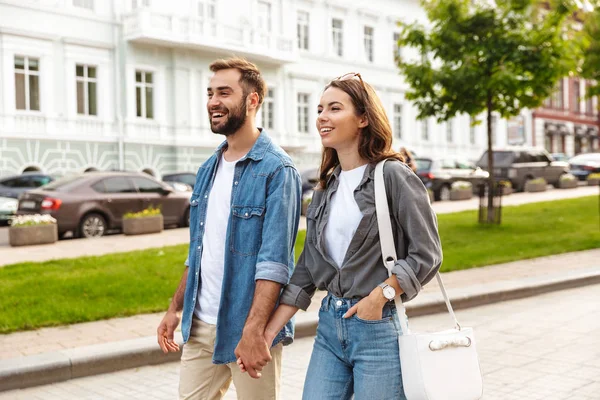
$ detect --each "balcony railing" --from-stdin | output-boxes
[122,10,297,64]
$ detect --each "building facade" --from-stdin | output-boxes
[0,0,574,179]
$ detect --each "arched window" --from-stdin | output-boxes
[142,168,155,177]
[22,165,41,173]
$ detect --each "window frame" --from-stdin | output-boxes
[297,92,310,134]
[14,55,41,112]
[332,18,344,57]
[393,103,402,139]
[364,26,374,62]
[261,88,275,130]
[297,10,310,50]
[135,70,154,119]
[76,64,98,116]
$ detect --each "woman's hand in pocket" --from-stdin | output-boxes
[343,291,387,321]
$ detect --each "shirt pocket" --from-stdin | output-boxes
[305,203,322,243]
[230,205,265,256]
[189,194,201,241]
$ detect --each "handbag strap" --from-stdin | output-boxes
[374,160,461,332]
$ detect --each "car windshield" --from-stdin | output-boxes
[415,158,432,171]
[570,154,600,163]
[477,151,514,167]
[41,175,86,192]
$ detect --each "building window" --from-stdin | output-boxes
[545,79,564,109]
[297,11,309,50]
[572,79,580,113]
[332,19,343,57]
[197,0,216,18]
[73,0,94,9]
[421,119,429,141]
[76,65,97,116]
[393,32,401,61]
[297,93,310,134]
[257,1,272,32]
[585,82,594,115]
[135,71,153,119]
[491,115,498,145]
[132,0,151,9]
[261,88,274,130]
[469,117,476,145]
[364,26,374,62]
[393,104,402,139]
[446,119,453,143]
[14,56,40,111]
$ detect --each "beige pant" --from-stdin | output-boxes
[179,318,282,400]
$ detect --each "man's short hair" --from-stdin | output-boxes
[209,57,267,109]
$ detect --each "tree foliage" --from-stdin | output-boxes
[579,2,600,97]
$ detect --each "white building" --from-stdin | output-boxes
[0,0,508,178]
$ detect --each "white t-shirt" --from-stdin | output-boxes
[324,164,367,268]
[194,155,238,324]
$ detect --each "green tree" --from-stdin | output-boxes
[396,0,577,222]
[579,3,600,97]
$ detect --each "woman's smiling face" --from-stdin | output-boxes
[316,87,367,151]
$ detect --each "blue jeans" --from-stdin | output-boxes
[302,293,407,400]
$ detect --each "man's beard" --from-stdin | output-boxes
[210,96,247,136]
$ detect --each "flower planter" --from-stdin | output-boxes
[449,189,472,201]
[9,224,58,247]
[123,215,164,235]
[587,178,600,186]
[500,186,513,196]
[558,179,577,189]
[524,180,547,193]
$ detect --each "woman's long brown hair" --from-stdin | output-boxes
[317,78,404,189]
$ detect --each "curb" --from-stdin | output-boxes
[2,269,600,392]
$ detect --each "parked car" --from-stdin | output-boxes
[0,196,18,226]
[568,153,600,181]
[415,157,489,201]
[550,153,569,162]
[162,172,196,189]
[164,181,193,192]
[476,148,569,191]
[17,172,191,238]
[0,172,55,199]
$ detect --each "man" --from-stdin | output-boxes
[157,57,301,400]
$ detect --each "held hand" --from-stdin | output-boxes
[234,328,272,379]
[343,291,387,321]
[157,311,180,354]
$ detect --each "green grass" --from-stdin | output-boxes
[1,196,598,333]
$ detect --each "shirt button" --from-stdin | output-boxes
[244,213,249,217]
[197,246,201,250]
[336,300,342,306]
[200,222,204,226]
[234,181,238,185]
[204,195,208,198]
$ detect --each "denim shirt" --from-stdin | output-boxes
[280,160,442,311]
[181,130,302,364]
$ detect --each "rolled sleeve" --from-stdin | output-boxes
[255,165,302,283]
[255,261,290,285]
[280,284,312,311]
[386,162,443,302]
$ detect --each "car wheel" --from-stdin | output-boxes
[182,207,190,228]
[439,184,451,201]
[79,213,107,238]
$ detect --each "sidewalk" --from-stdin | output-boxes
[2,248,600,391]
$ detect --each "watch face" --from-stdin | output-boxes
[383,286,396,299]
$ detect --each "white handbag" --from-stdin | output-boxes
[374,160,483,400]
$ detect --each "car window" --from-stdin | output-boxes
[0,178,18,188]
[176,174,196,186]
[538,152,551,163]
[514,152,532,163]
[415,159,432,171]
[43,175,86,192]
[27,176,53,187]
[477,151,514,167]
[132,177,164,193]
[96,177,136,193]
[441,159,456,169]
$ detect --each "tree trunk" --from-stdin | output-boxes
[486,95,495,223]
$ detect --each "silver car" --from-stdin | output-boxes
[0,196,18,226]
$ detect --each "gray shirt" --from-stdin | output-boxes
[280,160,443,311]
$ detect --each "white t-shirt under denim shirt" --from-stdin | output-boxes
[324,164,368,268]
[194,155,238,324]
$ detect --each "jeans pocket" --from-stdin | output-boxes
[353,314,392,324]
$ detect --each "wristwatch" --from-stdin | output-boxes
[378,282,396,301]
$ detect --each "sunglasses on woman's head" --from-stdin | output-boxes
[334,72,366,90]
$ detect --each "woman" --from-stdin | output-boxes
[241,73,442,399]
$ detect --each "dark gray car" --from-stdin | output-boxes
[476,148,569,191]
[0,172,55,199]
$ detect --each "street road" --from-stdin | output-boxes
[2,283,598,399]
